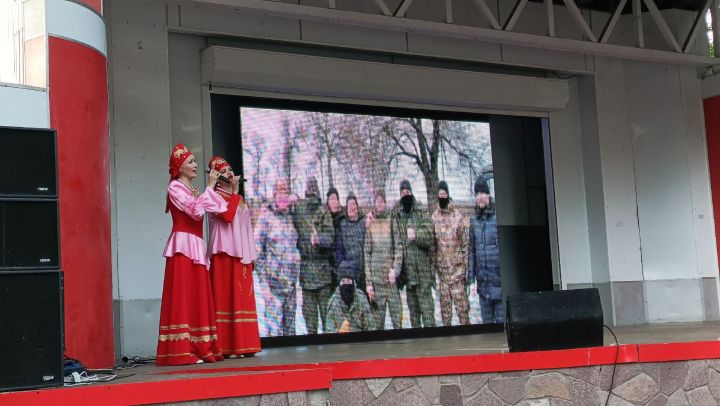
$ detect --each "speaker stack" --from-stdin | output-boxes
[0,127,64,391]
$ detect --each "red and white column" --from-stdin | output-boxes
[46,0,113,368]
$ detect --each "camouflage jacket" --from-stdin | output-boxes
[254,206,301,293]
[431,204,468,283]
[325,288,374,333]
[391,201,434,288]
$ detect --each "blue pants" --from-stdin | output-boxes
[480,298,505,324]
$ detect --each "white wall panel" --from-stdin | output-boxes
[169,33,207,169]
[550,78,592,286]
[594,57,644,282]
[703,74,720,99]
[679,66,719,279]
[625,60,698,281]
[0,85,49,128]
[110,0,172,301]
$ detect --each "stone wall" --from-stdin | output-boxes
[166,359,720,405]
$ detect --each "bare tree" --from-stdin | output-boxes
[334,115,397,204]
[277,117,303,194]
[305,112,351,189]
[248,133,266,199]
[384,118,488,209]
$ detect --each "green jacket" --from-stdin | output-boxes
[293,197,335,289]
[391,200,434,288]
[325,289,374,333]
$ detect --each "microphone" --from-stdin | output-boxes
[204,167,247,183]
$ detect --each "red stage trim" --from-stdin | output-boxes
[637,340,720,363]
[158,344,641,379]
[0,369,331,406]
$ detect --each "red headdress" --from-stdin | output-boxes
[169,143,193,181]
[166,144,193,213]
[208,156,230,173]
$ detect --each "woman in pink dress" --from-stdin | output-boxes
[156,144,227,366]
[207,156,261,358]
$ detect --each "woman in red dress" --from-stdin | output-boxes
[156,144,227,366]
[207,156,261,358]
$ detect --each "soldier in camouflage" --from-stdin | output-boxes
[364,189,403,329]
[325,264,374,333]
[254,178,301,336]
[293,177,335,334]
[392,179,436,328]
[431,181,470,326]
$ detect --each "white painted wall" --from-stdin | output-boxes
[703,74,720,99]
[108,0,172,302]
[549,78,593,287]
[0,84,49,128]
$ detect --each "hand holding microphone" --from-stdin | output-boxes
[204,167,247,185]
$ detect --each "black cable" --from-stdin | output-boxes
[604,324,619,406]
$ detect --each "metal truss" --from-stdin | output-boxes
[192,0,719,66]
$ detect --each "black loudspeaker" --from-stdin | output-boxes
[0,200,60,269]
[505,288,603,352]
[0,127,57,198]
[0,272,64,391]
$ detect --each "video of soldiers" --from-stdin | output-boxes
[241,106,501,337]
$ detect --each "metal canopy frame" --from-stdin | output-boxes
[193,0,719,66]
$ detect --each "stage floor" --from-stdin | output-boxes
[116,321,720,380]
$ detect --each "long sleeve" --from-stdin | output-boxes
[391,216,404,273]
[167,181,227,221]
[458,213,469,267]
[467,220,476,282]
[217,194,241,223]
[364,228,373,286]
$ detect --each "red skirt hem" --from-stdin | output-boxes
[156,253,225,366]
[210,253,262,356]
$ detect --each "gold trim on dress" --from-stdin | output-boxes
[158,333,219,343]
[159,325,217,331]
[215,318,257,323]
[215,310,256,315]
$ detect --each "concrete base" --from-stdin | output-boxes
[570,278,720,326]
